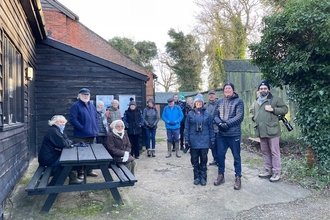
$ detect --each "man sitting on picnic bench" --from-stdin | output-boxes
[38,115,83,185]
[106,120,136,175]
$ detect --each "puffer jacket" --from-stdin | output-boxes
[143,107,159,128]
[214,93,244,137]
[106,106,122,125]
[106,132,135,163]
[184,107,215,149]
[123,108,144,135]
[250,93,288,138]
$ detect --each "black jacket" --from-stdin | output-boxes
[123,108,144,135]
[38,125,73,166]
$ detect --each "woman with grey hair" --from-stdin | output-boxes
[105,99,122,128]
[38,115,83,184]
[96,100,109,147]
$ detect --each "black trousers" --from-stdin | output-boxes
[128,134,140,158]
[190,148,209,180]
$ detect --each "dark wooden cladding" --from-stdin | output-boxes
[35,42,147,149]
[0,0,43,216]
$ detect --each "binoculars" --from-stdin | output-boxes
[279,115,293,132]
[196,123,203,132]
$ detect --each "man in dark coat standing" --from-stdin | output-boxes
[70,88,99,179]
[213,83,244,190]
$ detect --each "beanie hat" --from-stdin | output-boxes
[129,100,136,106]
[193,94,204,105]
[258,80,270,90]
[223,82,235,91]
[147,98,155,104]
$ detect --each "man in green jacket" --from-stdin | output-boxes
[250,80,288,182]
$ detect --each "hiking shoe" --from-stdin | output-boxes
[200,178,207,186]
[214,174,225,186]
[194,178,201,185]
[270,173,281,182]
[258,170,272,179]
[234,176,241,190]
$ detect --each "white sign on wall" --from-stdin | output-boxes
[118,95,135,117]
[96,95,114,109]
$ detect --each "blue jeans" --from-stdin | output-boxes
[166,129,180,143]
[216,135,242,177]
[146,128,156,149]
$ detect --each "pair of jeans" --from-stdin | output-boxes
[145,128,156,150]
[216,135,242,177]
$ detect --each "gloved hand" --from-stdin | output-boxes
[219,123,229,132]
[122,151,129,162]
[210,141,215,149]
[148,124,154,128]
[184,142,190,152]
[168,121,176,125]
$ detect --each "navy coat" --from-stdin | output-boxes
[184,107,215,149]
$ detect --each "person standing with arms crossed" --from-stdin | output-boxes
[70,88,99,179]
[250,80,288,182]
[213,82,244,190]
[162,97,184,158]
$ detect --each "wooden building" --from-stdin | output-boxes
[0,0,149,218]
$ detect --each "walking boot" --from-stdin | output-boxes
[213,174,225,186]
[147,150,151,157]
[200,166,207,186]
[151,150,156,157]
[69,171,83,185]
[166,142,172,158]
[234,176,241,190]
[258,169,272,179]
[193,166,200,185]
[175,142,181,158]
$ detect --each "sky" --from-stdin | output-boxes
[57,0,199,51]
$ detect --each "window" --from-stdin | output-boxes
[0,31,24,130]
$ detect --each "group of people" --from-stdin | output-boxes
[162,80,288,190]
[38,80,288,190]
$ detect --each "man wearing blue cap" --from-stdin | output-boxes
[70,88,99,179]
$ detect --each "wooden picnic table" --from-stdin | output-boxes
[26,144,137,213]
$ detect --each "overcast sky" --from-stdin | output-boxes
[57,0,199,50]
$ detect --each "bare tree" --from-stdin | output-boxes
[153,51,178,92]
[193,0,267,88]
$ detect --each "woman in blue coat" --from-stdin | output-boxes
[184,94,215,186]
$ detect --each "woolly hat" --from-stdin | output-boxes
[223,82,235,91]
[129,100,136,106]
[193,94,204,104]
[258,80,270,90]
[147,98,155,104]
[79,88,90,94]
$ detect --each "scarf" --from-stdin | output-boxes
[110,120,125,139]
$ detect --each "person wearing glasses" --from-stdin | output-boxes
[249,80,288,182]
[106,120,136,175]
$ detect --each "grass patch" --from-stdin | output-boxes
[20,177,31,185]
[282,157,330,191]
[156,137,165,142]
[243,157,264,169]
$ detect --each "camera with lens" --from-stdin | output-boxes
[278,115,293,132]
[196,122,203,132]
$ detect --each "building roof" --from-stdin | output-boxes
[42,38,149,81]
[155,92,197,104]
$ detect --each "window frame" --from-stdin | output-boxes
[0,31,25,131]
